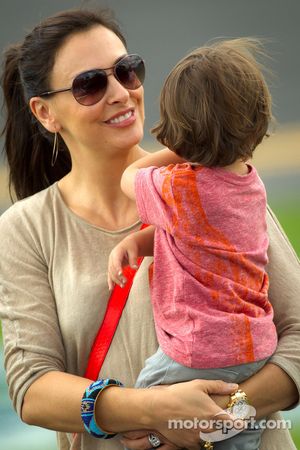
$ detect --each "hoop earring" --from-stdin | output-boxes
[51,132,59,167]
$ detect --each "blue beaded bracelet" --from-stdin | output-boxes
[81,378,124,438]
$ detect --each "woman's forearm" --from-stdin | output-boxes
[211,362,299,419]
[240,362,298,418]
[95,384,154,433]
[22,364,298,438]
[22,371,242,447]
[21,371,156,433]
[22,371,91,431]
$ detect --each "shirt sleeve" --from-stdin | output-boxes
[266,206,300,408]
[0,206,66,417]
[134,165,176,232]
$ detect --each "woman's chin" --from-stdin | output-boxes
[124,127,144,148]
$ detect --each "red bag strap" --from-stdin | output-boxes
[84,223,148,381]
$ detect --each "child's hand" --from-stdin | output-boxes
[107,236,139,291]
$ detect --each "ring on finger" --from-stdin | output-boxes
[148,433,161,448]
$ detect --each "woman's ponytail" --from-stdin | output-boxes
[1,43,71,201]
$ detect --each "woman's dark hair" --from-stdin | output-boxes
[152,38,274,167]
[1,8,126,200]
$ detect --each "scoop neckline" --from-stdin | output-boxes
[52,181,141,235]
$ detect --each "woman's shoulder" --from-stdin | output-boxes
[0,184,56,230]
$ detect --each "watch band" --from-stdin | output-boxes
[227,389,248,408]
[226,389,250,419]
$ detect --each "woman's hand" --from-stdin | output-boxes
[120,430,180,450]
[94,379,236,447]
[146,379,237,449]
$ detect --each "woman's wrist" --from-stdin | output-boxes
[82,379,124,438]
[94,386,156,433]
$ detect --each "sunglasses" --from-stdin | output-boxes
[39,54,145,106]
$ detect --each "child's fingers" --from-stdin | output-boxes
[117,270,127,287]
[108,245,133,288]
[108,252,124,278]
[107,274,114,291]
[108,272,126,288]
[108,257,123,286]
[127,248,139,269]
[108,266,126,287]
[111,251,130,284]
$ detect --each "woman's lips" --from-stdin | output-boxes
[105,109,135,127]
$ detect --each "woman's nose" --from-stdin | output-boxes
[105,73,130,104]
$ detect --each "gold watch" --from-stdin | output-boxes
[226,389,250,419]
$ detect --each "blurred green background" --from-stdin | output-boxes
[0,0,299,449]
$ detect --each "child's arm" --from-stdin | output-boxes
[107,225,155,290]
[121,149,185,200]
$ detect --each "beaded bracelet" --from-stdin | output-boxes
[81,378,124,438]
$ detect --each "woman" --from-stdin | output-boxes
[0,8,299,450]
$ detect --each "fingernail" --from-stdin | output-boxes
[228,383,239,389]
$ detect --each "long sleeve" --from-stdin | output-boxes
[266,206,300,404]
[0,200,66,416]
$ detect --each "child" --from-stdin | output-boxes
[108,38,277,449]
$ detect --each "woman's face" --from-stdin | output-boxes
[48,25,145,156]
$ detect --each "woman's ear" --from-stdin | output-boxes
[29,97,60,133]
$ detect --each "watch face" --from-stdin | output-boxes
[232,400,249,419]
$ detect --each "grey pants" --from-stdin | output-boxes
[135,347,269,450]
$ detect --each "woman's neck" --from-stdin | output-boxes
[58,145,148,230]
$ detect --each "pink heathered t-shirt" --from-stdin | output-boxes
[135,163,278,369]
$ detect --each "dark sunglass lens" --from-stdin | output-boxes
[115,55,145,90]
[72,70,107,105]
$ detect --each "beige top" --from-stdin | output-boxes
[0,182,299,450]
